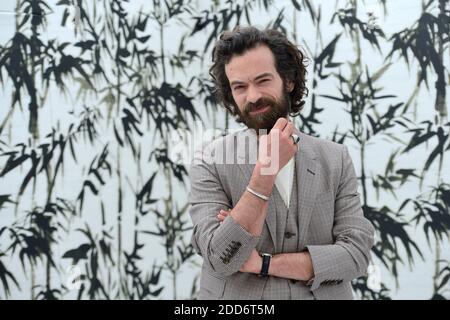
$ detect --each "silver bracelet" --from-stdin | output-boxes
[246,186,269,201]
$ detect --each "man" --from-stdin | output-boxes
[188,26,374,300]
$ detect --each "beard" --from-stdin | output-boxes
[236,90,291,133]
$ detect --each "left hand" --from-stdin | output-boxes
[217,209,262,274]
[217,208,231,224]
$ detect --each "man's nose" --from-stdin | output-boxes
[246,85,262,104]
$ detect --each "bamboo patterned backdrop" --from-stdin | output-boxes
[0,0,449,299]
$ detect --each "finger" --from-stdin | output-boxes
[272,118,288,131]
[220,209,229,216]
[283,122,294,137]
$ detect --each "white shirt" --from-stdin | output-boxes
[274,157,295,208]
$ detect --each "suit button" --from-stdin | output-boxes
[285,232,295,239]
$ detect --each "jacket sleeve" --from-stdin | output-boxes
[306,144,375,291]
[188,141,260,277]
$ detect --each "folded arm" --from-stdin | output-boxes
[189,143,276,277]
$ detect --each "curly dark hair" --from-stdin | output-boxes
[209,26,309,122]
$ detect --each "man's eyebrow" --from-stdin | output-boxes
[229,72,274,87]
[254,72,274,81]
[230,79,245,87]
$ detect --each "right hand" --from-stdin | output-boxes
[257,118,298,176]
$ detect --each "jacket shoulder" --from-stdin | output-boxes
[302,132,345,157]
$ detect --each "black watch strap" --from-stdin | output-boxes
[259,253,272,277]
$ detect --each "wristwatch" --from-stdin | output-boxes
[259,252,272,277]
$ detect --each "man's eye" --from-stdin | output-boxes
[259,79,270,84]
[233,86,244,90]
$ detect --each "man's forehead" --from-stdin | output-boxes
[225,46,278,81]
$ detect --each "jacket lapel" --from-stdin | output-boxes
[293,128,319,249]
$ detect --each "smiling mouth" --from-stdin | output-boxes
[249,105,269,114]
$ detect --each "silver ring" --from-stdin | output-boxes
[291,134,300,145]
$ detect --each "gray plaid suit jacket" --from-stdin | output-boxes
[188,127,375,300]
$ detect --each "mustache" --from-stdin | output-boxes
[244,97,277,113]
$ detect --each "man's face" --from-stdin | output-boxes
[225,44,293,132]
